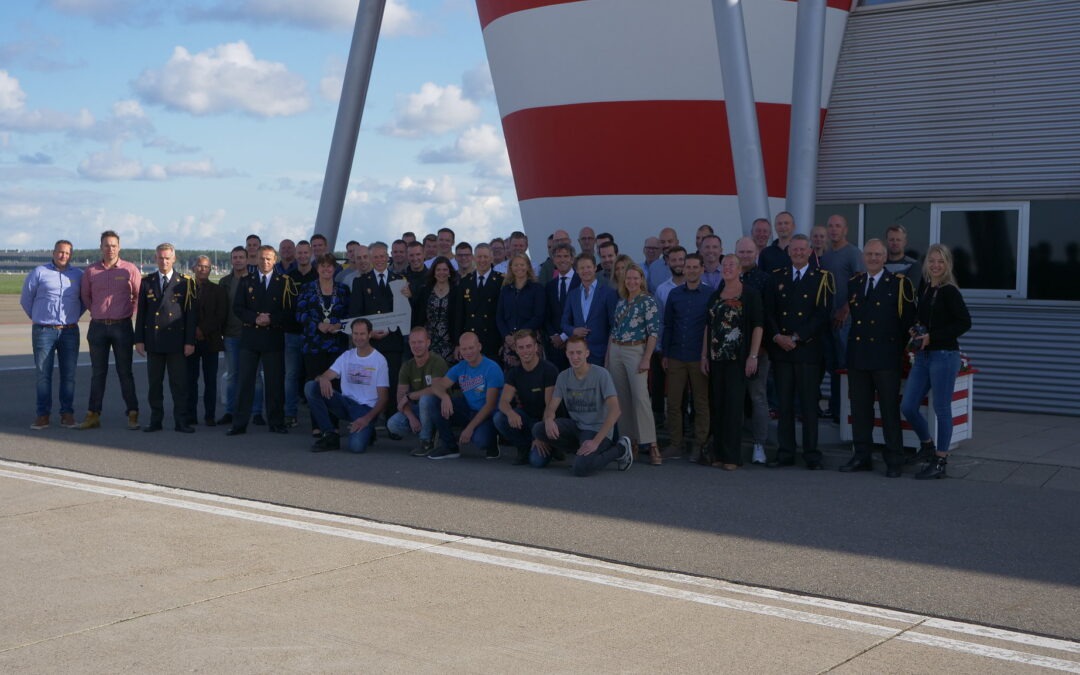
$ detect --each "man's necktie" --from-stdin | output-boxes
[478,274,485,289]
[794,269,802,283]
[378,273,386,291]
[559,276,567,302]
[868,276,876,295]
[263,274,270,290]
[161,275,168,293]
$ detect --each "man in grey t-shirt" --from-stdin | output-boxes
[531,336,633,476]
[820,214,865,422]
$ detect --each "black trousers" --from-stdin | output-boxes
[185,342,219,423]
[146,351,188,426]
[709,359,747,465]
[237,348,285,428]
[849,367,903,468]
[773,360,822,464]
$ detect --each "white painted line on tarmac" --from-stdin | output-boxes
[2,460,1078,672]
[0,359,146,372]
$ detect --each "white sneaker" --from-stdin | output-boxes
[617,436,633,471]
[752,444,767,465]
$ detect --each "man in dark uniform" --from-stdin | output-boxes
[452,242,503,364]
[348,241,406,420]
[764,234,833,469]
[227,245,295,435]
[135,243,197,433]
[840,239,916,478]
[544,242,579,370]
[185,255,229,427]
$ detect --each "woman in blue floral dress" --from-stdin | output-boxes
[295,253,351,435]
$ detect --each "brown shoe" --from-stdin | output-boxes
[646,444,662,466]
[31,415,49,430]
[60,413,77,428]
[127,411,140,431]
[76,412,101,430]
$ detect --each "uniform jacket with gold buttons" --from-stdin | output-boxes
[764,265,833,364]
[846,270,916,371]
[134,271,197,353]
[451,269,503,353]
[234,271,295,352]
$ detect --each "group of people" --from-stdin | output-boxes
[22,216,971,479]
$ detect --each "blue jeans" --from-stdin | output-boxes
[304,380,375,453]
[422,394,496,451]
[902,349,962,453]
[33,324,80,416]
[387,399,435,441]
[86,319,139,414]
[223,336,262,415]
[530,418,620,476]
[493,408,540,453]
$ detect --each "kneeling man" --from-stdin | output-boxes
[531,336,633,476]
[306,318,389,453]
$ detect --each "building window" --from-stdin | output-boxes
[931,203,1028,298]
[1028,200,1080,301]
[863,202,930,260]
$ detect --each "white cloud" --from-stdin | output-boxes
[381,83,481,138]
[186,0,420,35]
[0,69,96,133]
[418,124,513,180]
[133,41,310,117]
[78,145,234,181]
[392,175,457,204]
[173,208,228,243]
[320,57,345,103]
[462,62,495,101]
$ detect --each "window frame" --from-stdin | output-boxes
[930,201,1029,300]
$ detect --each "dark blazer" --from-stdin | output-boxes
[135,271,197,353]
[234,270,295,352]
[847,271,916,371]
[544,273,581,338]
[193,280,229,353]
[560,280,618,364]
[451,269,503,353]
[764,266,834,364]
[348,268,405,353]
[496,281,546,338]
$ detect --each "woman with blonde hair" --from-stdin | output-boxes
[901,243,971,480]
[608,262,662,464]
[496,253,545,367]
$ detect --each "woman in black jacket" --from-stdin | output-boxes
[901,243,972,480]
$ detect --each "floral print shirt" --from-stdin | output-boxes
[612,293,660,343]
[296,281,351,355]
[706,289,764,361]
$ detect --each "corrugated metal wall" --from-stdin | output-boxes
[817,0,1080,416]
[818,0,1080,202]
[962,302,1080,415]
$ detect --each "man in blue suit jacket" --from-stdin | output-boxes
[544,243,580,370]
[561,253,617,366]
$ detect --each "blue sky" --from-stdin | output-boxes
[0,0,517,252]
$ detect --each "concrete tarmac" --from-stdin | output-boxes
[3,462,1078,673]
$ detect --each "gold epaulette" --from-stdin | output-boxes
[816,269,835,307]
[898,275,915,317]
[282,276,298,308]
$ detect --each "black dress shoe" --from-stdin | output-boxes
[766,458,795,468]
[204,417,217,427]
[175,423,195,433]
[885,467,903,478]
[252,414,267,426]
[225,426,247,436]
[269,425,288,434]
[216,413,233,425]
[311,432,340,452]
[143,423,163,433]
[839,458,873,473]
[806,461,824,470]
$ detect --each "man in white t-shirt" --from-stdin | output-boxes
[306,318,389,453]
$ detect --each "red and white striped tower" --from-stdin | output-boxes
[476,0,852,248]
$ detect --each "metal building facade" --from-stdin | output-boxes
[817,0,1080,415]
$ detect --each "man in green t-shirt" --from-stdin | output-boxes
[387,326,448,456]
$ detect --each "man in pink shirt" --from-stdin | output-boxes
[77,230,142,430]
